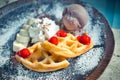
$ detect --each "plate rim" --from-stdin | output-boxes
[86,7,115,80]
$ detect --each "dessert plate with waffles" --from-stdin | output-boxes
[0,0,114,80]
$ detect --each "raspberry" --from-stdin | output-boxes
[16,48,30,58]
[48,36,58,45]
[77,34,91,45]
[56,30,67,37]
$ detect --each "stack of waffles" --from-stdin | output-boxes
[15,30,93,72]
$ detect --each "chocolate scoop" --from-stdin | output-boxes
[62,4,89,33]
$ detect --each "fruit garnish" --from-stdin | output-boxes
[56,30,67,37]
[16,48,31,58]
[77,34,91,45]
[48,36,58,45]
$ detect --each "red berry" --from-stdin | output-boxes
[48,36,58,45]
[16,48,30,58]
[77,36,81,41]
[56,30,67,37]
[77,34,91,45]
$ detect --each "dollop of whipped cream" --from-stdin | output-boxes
[28,17,59,43]
[41,18,59,39]
[28,18,45,43]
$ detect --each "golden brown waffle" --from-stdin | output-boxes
[41,33,94,58]
[15,42,70,72]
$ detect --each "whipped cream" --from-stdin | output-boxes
[28,18,45,43]
[41,18,59,39]
[13,17,60,52]
[28,17,59,42]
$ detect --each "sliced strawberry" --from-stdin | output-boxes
[56,30,67,37]
[16,48,30,58]
[48,36,58,45]
[77,34,91,45]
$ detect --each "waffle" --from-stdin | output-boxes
[15,42,70,72]
[41,33,94,58]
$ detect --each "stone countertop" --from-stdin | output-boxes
[98,28,120,80]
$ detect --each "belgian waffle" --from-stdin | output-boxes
[15,42,70,72]
[41,33,94,58]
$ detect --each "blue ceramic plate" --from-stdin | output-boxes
[0,0,114,80]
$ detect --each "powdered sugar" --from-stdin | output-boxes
[73,47,104,75]
[0,57,9,66]
[48,3,66,19]
[38,2,66,19]
[0,1,106,80]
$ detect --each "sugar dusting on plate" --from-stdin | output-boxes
[0,2,105,80]
[0,8,35,67]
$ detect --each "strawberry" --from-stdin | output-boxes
[56,30,67,37]
[77,34,91,45]
[16,48,30,58]
[48,36,58,45]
